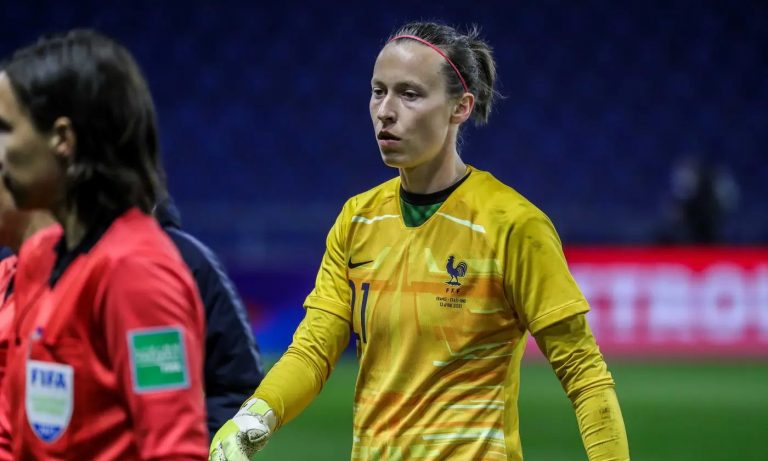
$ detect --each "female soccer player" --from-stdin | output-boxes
[0,30,208,459]
[212,22,629,460]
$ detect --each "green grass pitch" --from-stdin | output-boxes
[256,358,767,460]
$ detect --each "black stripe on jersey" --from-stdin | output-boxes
[400,170,471,206]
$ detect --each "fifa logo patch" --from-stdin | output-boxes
[26,360,74,443]
[445,255,468,286]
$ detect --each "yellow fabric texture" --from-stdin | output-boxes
[302,167,592,459]
[248,167,627,459]
[534,314,630,460]
[253,307,350,428]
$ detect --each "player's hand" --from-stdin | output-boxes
[209,398,277,461]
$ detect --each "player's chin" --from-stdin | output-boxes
[379,149,411,168]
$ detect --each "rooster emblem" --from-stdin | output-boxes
[445,255,468,286]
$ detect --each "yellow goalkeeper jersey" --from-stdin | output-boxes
[305,166,590,460]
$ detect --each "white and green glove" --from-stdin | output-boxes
[209,398,278,461]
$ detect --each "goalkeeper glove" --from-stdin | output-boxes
[209,398,277,461]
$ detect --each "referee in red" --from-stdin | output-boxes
[0,30,208,460]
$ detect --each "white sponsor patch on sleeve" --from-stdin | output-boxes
[128,326,190,393]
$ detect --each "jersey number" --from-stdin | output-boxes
[348,281,370,343]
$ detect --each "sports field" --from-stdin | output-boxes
[257,358,766,460]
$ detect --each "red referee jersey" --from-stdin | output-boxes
[0,208,207,460]
[0,255,16,387]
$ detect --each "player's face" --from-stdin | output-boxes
[370,42,456,170]
[0,72,64,211]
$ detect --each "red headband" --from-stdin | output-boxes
[388,35,469,93]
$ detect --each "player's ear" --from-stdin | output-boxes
[450,93,474,125]
[50,116,76,160]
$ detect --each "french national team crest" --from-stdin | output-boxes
[445,255,468,286]
[26,360,74,443]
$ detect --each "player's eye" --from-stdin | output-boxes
[371,87,385,98]
[402,90,419,101]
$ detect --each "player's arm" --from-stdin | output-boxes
[503,215,629,460]
[258,196,355,426]
[101,256,208,460]
[209,307,349,461]
[253,306,350,425]
[534,314,630,460]
[210,201,354,461]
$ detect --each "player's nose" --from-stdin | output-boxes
[376,95,397,124]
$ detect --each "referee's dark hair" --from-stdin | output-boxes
[4,29,166,226]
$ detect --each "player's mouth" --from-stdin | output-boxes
[377,130,401,148]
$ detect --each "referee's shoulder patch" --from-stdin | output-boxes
[127,326,189,393]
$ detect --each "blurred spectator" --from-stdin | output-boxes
[657,155,739,244]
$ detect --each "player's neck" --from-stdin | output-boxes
[400,153,466,195]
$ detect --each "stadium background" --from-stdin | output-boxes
[2,1,766,459]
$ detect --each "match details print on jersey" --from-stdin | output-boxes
[305,167,589,460]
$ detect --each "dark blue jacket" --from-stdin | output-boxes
[155,199,264,438]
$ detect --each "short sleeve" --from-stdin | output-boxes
[504,215,589,334]
[304,200,354,322]
[101,256,208,459]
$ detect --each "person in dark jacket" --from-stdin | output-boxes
[155,197,264,438]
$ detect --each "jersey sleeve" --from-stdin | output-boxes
[253,307,351,427]
[534,314,630,460]
[504,214,589,334]
[99,256,208,460]
[303,199,355,322]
